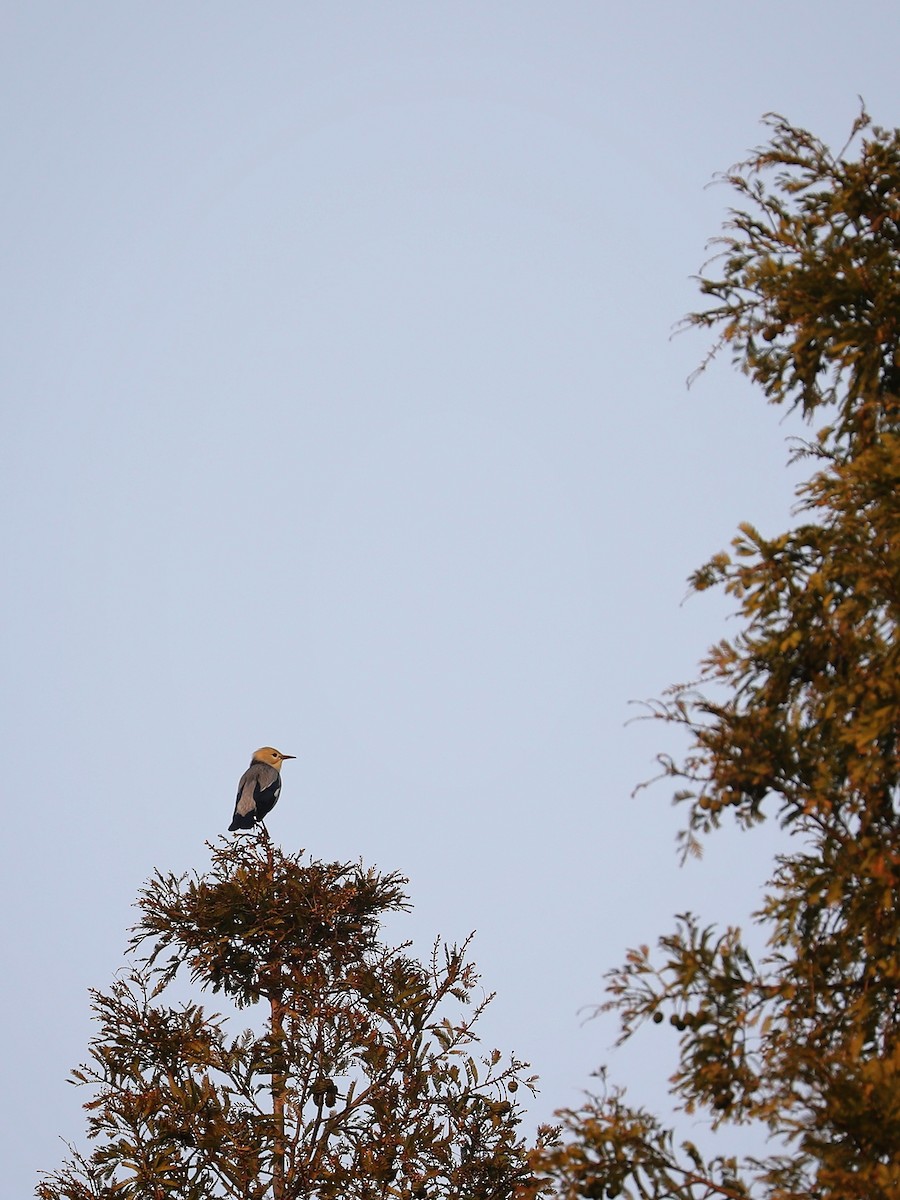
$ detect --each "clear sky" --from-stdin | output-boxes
[4,4,898,1193]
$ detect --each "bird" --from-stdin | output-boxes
[229,747,296,832]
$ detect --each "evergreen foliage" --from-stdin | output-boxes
[533,109,900,1200]
[38,836,552,1200]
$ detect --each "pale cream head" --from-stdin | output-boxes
[251,747,296,769]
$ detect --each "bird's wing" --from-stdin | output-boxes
[253,763,279,797]
[234,765,263,819]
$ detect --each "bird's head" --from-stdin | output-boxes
[252,747,296,770]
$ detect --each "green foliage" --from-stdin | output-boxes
[533,109,900,1200]
[38,836,553,1200]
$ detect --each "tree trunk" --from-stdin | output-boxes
[271,990,287,1200]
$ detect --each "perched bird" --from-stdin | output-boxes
[229,747,296,832]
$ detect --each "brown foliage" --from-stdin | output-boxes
[533,109,900,1200]
[37,836,553,1199]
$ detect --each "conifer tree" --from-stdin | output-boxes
[38,835,553,1199]
[534,109,900,1200]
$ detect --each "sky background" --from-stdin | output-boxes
[3,4,899,1193]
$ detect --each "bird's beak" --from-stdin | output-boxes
[281,754,297,760]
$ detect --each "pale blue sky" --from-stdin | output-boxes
[4,4,898,1193]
